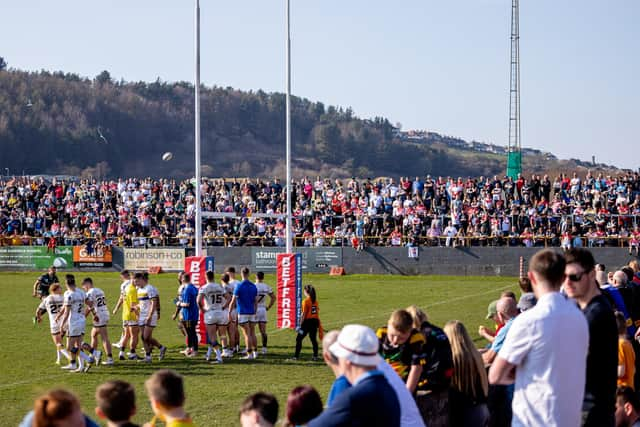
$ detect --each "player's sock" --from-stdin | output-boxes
[60,348,71,361]
[78,352,92,363]
[205,346,212,361]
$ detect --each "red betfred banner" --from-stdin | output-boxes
[184,256,214,344]
[277,253,302,329]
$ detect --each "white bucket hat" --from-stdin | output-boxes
[329,324,382,367]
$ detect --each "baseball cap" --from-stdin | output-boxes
[517,293,537,312]
[329,324,382,367]
[486,300,499,319]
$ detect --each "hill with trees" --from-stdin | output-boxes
[0,60,621,179]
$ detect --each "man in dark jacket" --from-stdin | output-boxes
[309,324,400,427]
[564,248,617,427]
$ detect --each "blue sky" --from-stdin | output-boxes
[2,0,638,169]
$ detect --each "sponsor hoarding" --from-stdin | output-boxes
[73,246,113,267]
[252,247,341,273]
[123,248,185,271]
[0,246,73,269]
[276,253,303,329]
[185,256,215,343]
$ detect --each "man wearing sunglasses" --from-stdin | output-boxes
[564,248,618,427]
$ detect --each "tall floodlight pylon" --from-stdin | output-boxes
[506,0,522,179]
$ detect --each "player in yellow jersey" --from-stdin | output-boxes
[120,272,140,360]
[145,370,196,427]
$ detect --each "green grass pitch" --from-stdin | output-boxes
[0,272,517,426]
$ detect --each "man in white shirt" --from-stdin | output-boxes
[489,249,589,427]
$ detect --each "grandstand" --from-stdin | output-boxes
[1,172,639,250]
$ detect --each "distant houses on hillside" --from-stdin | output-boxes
[393,128,557,160]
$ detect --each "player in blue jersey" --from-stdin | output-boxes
[228,267,258,360]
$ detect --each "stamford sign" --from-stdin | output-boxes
[252,247,342,273]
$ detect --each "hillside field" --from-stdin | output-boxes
[0,272,517,426]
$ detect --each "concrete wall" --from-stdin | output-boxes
[203,246,635,276]
[86,246,640,276]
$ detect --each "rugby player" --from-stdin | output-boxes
[228,267,258,360]
[223,266,240,356]
[81,277,114,365]
[197,270,228,363]
[136,272,167,362]
[175,273,199,357]
[35,283,70,364]
[57,274,94,372]
[117,272,140,360]
[111,270,132,354]
[254,271,275,355]
[32,266,59,299]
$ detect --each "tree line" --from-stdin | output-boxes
[0,62,501,179]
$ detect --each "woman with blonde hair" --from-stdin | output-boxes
[444,320,489,427]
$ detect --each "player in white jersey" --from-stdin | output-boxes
[57,274,94,373]
[222,268,240,356]
[111,270,132,355]
[136,272,167,363]
[35,284,71,365]
[82,278,114,366]
[197,271,230,363]
[254,271,275,355]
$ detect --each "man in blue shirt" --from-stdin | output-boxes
[177,273,199,357]
[228,267,258,360]
[482,296,518,365]
[482,296,518,427]
[309,324,400,427]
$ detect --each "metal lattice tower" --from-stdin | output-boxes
[506,0,522,179]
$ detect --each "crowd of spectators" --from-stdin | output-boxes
[1,171,639,249]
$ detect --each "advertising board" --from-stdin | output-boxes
[123,248,185,271]
[73,246,113,267]
[252,247,342,273]
[0,246,73,269]
[276,253,303,329]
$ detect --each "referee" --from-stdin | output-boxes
[33,265,59,299]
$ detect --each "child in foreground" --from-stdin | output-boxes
[95,380,139,427]
[144,369,195,427]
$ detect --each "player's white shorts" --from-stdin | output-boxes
[205,309,228,326]
[138,313,158,327]
[255,307,268,323]
[93,312,110,328]
[68,319,86,337]
[50,322,63,335]
[123,319,138,327]
[238,313,256,324]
